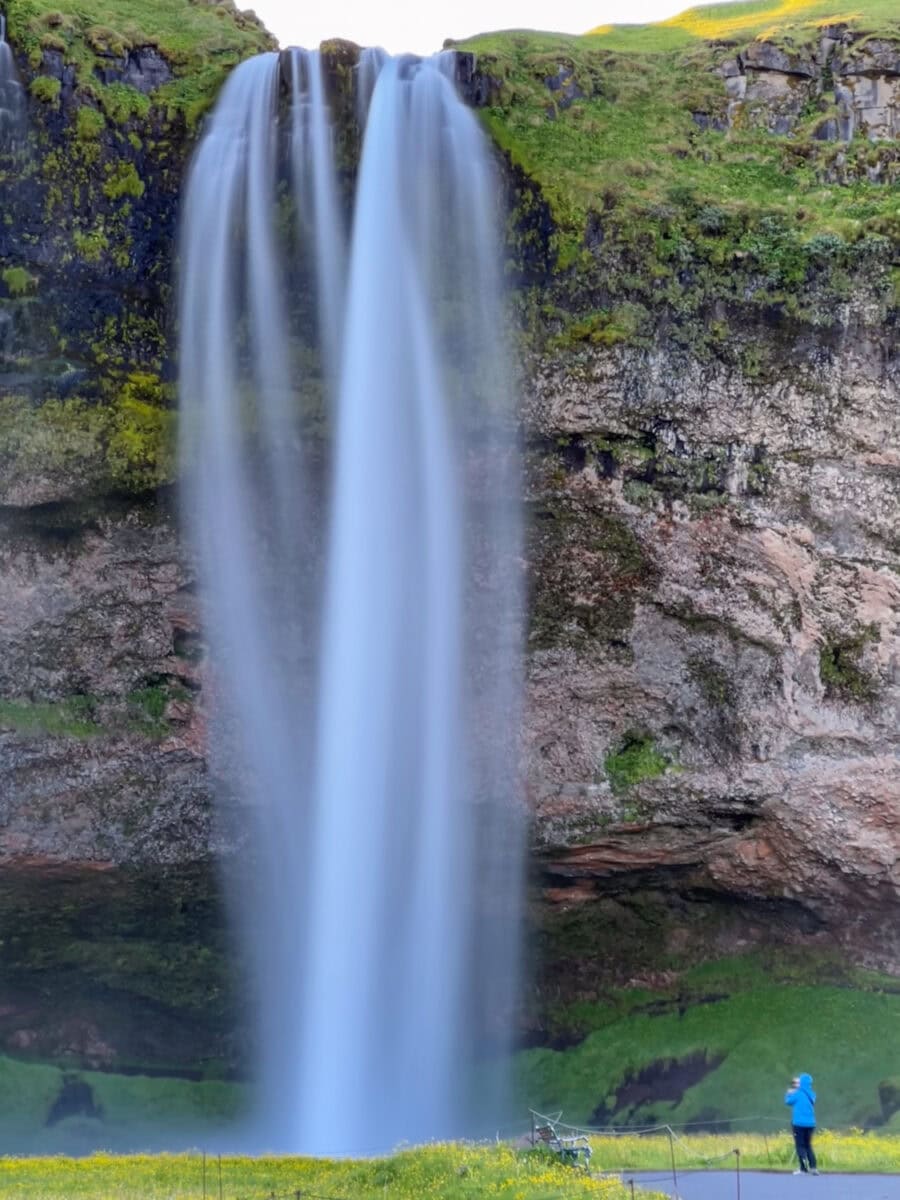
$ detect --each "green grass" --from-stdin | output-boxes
[459,8,900,283]
[586,1129,900,1173]
[516,954,900,1130]
[597,0,900,49]
[2,1135,900,1198]
[6,0,273,122]
[0,1057,244,1156]
[0,1145,654,1198]
[578,0,900,52]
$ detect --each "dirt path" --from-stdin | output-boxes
[629,1170,900,1198]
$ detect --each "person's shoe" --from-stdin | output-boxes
[793,1169,806,1175]
[810,1169,819,1175]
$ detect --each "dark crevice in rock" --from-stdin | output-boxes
[683,889,828,933]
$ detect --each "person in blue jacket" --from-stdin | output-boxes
[785,1073,818,1174]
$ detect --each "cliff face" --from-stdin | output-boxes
[451,8,900,1020]
[0,0,270,1075]
[2,1,900,1082]
[521,313,900,1009]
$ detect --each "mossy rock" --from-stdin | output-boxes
[459,10,900,346]
[7,0,274,126]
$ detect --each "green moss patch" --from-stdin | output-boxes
[0,392,176,498]
[75,104,106,140]
[0,696,99,737]
[604,733,669,793]
[102,160,144,199]
[819,624,880,702]
[29,73,60,105]
[1,266,38,296]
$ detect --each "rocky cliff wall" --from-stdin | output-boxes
[2,6,900,1071]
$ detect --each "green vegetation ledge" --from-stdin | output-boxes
[6,0,274,127]
[457,0,900,354]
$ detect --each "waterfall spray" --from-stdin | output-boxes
[180,48,523,1155]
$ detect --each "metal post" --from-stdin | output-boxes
[764,1132,771,1165]
[735,1147,741,1200]
[218,1154,223,1200]
[202,1152,207,1200]
[629,1180,635,1199]
[531,1111,536,1148]
[668,1128,678,1196]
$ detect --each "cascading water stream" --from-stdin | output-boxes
[289,49,346,377]
[180,48,522,1155]
[356,47,387,129]
[0,14,25,147]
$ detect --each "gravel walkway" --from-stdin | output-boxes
[627,1170,900,1198]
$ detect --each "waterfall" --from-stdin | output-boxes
[180,48,522,1155]
[0,14,25,147]
[356,46,387,129]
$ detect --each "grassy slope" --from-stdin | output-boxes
[0,1056,244,1156]
[516,953,900,1131]
[595,0,900,49]
[460,4,900,277]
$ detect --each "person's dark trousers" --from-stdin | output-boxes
[793,1125,817,1172]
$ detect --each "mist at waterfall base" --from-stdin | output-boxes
[180,49,524,1154]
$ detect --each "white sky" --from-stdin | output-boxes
[249,0,735,55]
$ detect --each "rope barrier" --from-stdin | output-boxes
[529,1105,785,1197]
[528,1107,786,1136]
[234,1188,359,1200]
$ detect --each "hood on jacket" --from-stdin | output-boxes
[798,1073,815,1098]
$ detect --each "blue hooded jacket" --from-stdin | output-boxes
[785,1073,816,1127]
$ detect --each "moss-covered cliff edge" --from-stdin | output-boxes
[2,0,900,1111]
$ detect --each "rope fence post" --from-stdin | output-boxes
[668,1127,678,1197]
[764,1132,771,1165]
[218,1153,223,1200]
[629,1180,635,1199]
[735,1147,741,1200]
[531,1110,536,1148]
[202,1152,207,1200]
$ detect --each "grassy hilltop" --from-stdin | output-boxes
[6,0,272,124]
[591,0,900,50]
[460,0,900,335]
